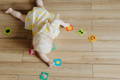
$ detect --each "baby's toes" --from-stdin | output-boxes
[5,8,13,14]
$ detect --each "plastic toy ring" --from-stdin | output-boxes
[39,72,49,80]
[88,35,96,42]
[4,27,12,36]
[53,59,62,67]
[66,24,74,32]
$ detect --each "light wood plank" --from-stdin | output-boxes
[59,10,92,20]
[93,40,120,51]
[55,39,91,51]
[93,20,120,30]
[92,10,120,20]
[0,75,18,80]
[93,65,120,78]
[46,0,92,11]
[93,78,120,80]
[0,39,31,49]
[0,0,34,10]
[0,63,92,77]
[19,75,92,80]
[0,49,23,62]
[92,0,120,9]
[93,20,120,40]
[0,0,91,10]
[93,29,120,40]
[89,52,120,64]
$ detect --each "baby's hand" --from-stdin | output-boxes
[48,61,59,69]
[48,61,53,68]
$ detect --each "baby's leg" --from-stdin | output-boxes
[38,52,52,67]
[36,0,44,7]
[5,8,26,22]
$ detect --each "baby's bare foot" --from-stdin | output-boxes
[5,8,13,14]
[36,0,44,7]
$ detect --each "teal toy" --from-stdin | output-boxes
[53,59,62,66]
[39,72,49,80]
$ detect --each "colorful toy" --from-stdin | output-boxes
[39,72,49,80]
[29,49,35,55]
[88,35,96,42]
[53,59,62,66]
[77,29,86,36]
[3,27,12,36]
[66,24,74,32]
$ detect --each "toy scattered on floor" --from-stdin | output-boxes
[53,59,62,66]
[39,72,49,80]
[77,28,86,36]
[29,49,35,55]
[3,27,12,36]
[66,24,74,32]
[88,35,96,42]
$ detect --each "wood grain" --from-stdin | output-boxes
[0,63,92,77]
[93,65,120,78]
[93,20,120,40]
[0,39,31,49]
[93,78,120,80]
[0,0,34,10]
[92,0,120,10]
[0,0,92,10]
[93,40,120,51]
[55,39,92,51]
[0,75,18,80]
[19,75,92,80]
[0,49,23,62]
[92,10,120,20]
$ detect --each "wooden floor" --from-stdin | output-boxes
[0,0,120,80]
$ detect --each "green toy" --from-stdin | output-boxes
[3,27,12,36]
[39,72,49,80]
[76,29,86,36]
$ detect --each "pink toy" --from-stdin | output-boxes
[29,49,35,55]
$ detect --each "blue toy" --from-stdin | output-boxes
[53,59,62,66]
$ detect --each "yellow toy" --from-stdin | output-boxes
[88,35,96,42]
